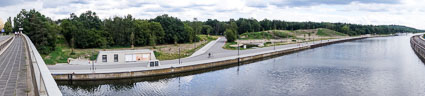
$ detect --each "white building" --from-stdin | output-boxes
[96,49,156,64]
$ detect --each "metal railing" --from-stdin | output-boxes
[22,34,62,96]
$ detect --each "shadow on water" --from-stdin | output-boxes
[56,48,307,91]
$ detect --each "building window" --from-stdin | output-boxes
[102,55,107,62]
[114,54,118,62]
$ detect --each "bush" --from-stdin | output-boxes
[225,29,237,42]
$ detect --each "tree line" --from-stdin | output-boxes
[5,9,422,54]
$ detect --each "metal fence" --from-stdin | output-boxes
[22,34,62,96]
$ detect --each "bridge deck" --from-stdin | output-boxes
[0,37,29,96]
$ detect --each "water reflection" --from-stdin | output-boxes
[59,35,425,96]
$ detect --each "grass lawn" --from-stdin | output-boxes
[272,30,295,38]
[154,35,218,60]
[240,32,273,40]
[42,35,99,64]
[317,28,348,36]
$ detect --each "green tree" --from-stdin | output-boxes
[149,22,165,45]
[133,20,150,46]
[184,23,195,43]
[191,18,202,35]
[63,11,107,48]
[202,25,213,36]
[14,9,57,54]
[3,17,13,34]
[225,29,237,42]
[151,14,186,43]
[238,19,251,34]
[341,25,350,33]
[229,22,238,32]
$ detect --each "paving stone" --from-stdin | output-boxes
[0,37,28,96]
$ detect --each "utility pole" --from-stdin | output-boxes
[92,60,95,70]
[179,47,181,64]
[238,43,240,65]
[238,43,240,56]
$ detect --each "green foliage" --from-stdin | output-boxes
[341,25,350,34]
[14,9,57,54]
[151,14,187,43]
[316,28,348,36]
[184,23,196,43]
[240,32,273,39]
[149,22,166,45]
[202,25,213,35]
[3,17,13,34]
[60,11,107,48]
[272,31,294,38]
[225,29,237,42]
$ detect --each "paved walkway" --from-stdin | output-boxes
[48,36,367,73]
[0,37,28,96]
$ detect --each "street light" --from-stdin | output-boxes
[179,47,181,64]
[237,42,240,65]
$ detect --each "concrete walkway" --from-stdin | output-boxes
[188,37,222,58]
[0,37,29,96]
[48,36,368,74]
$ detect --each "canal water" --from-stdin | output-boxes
[58,34,425,96]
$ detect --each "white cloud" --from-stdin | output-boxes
[0,0,424,29]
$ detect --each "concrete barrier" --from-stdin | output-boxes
[52,36,368,80]
[411,35,425,62]
[22,34,62,96]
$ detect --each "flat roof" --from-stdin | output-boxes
[99,49,153,54]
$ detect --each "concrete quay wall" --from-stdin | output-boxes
[53,37,368,80]
[411,35,425,61]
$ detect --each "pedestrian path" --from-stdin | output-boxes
[0,37,28,96]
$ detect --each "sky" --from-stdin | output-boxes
[0,0,424,29]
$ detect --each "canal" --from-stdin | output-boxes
[58,34,425,96]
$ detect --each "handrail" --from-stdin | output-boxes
[22,34,62,96]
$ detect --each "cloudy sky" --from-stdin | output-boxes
[0,0,424,29]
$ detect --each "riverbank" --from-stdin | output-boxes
[50,35,371,80]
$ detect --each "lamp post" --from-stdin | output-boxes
[237,43,240,56]
[237,42,240,65]
[178,47,181,64]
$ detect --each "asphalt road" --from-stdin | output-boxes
[0,37,28,96]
